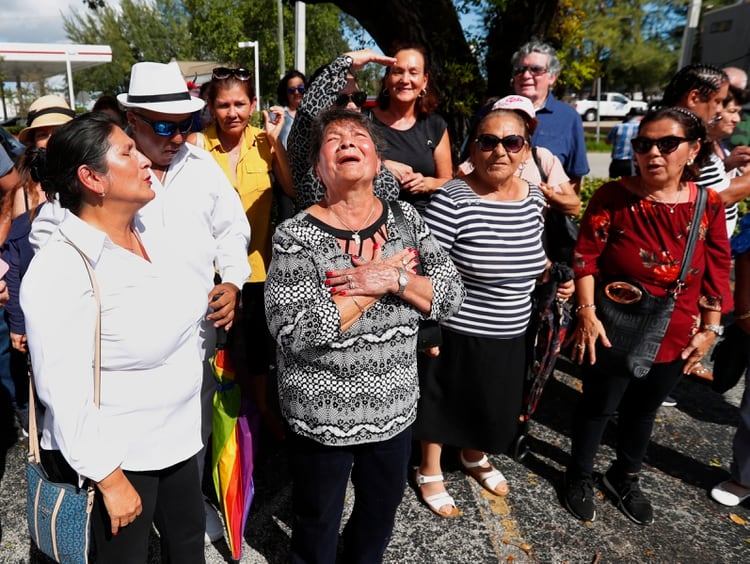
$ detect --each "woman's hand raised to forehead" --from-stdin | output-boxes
[346,49,398,72]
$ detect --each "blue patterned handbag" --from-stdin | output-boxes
[26,241,101,563]
[26,461,94,563]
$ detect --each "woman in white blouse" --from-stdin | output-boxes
[21,113,207,563]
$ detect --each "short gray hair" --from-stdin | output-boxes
[511,40,562,77]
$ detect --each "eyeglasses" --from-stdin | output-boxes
[513,65,548,77]
[212,67,251,81]
[631,136,694,155]
[288,85,305,94]
[475,133,526,153]
[134,113,192,137]
[334,92,367,108]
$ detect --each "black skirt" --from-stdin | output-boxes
[412,328,525,454]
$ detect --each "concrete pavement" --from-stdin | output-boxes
[587,152,611,180]
[2,362,748,563]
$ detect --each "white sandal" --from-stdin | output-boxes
[460,452,509,496]
[415,471,461,518]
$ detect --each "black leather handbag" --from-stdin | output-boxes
[593,186,706,379]
[389,200,443,350]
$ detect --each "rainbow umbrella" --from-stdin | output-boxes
[211,329,258,561]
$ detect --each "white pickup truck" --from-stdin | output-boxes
[573,92,648,122]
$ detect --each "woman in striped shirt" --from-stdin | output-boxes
[412,106,573,517]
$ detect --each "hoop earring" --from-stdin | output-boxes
[383,88,390,97]
[687,158,694,166]
[419,89,427,98]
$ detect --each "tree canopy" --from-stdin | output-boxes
[66,0,735,141]
[67,0,351,100]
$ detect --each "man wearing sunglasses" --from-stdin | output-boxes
[121,61,250,543]
[511,40,589,192]
[288,49,402,210]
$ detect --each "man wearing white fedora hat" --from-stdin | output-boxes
[30,61,251,544]
[118,61,250,544]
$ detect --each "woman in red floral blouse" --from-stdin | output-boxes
[562,107,732,526]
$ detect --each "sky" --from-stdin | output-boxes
[0,1,100,44]
[1,1,477,46]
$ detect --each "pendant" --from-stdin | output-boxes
[352,233,361,246]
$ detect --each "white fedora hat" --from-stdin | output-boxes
[117,61,205,114]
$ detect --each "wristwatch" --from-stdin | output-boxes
[395,267,408,296]
[703,324,724,336]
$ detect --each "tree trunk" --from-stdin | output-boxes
[485,0,560,97]
[300,0,485,154]
[299,0,559,153]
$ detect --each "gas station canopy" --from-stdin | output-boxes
[0,42,112,105]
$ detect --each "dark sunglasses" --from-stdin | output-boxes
[288,85,305,94]
[212,67,251,81]
[513,64,548,77]
[134,113,192,137]
[631,136,694,155]
[334,92,367,108]
[475,133,526,153]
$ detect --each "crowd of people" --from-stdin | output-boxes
[0,37,749,562]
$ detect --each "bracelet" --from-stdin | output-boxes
[736,310,750,321]
[351,296,366,315]
[575,304,596,314]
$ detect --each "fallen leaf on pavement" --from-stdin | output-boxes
[729,513,746,526]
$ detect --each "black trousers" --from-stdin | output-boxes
[289,427,412,564]
[609,158,634,178]
[568,359,683,478]
[42,451,205,563]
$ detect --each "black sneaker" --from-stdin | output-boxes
[563,472,597,522]
[602,468,654,525]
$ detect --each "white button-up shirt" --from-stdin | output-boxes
[29,143,251,359]
[22,213,207,481]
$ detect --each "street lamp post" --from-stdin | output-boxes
[237,40,261,110]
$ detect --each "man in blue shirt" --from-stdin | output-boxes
[512,41,589,192]
[606,108,644,178]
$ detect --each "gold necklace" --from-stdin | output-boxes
[641,180,683,214]
[327,198,378,247]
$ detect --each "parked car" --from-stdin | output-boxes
[0,125,24,162]
[573,92,648,122]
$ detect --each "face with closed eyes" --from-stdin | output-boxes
[315,119,381,193]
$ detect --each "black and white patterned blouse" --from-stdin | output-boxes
[424,179,548,339]
[288,55,401,210]
[265,200,465,446]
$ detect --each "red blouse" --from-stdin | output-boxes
[573,180,733,362]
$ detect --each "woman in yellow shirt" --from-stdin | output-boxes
[189,67,293,437]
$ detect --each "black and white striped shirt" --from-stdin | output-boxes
[424,179,548,339]
[697,153,736,235]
